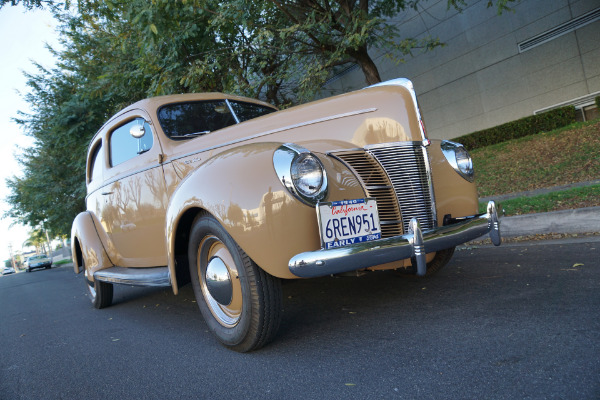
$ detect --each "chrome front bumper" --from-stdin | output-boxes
[289,201,501,278]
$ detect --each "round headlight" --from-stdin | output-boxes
[455,146,473,177]
[441,140,474,182]
[291,153,325,198]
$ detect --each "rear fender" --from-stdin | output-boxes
[71,211,114,280]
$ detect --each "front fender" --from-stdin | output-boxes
[166,142,365,280]
[71,211,114,279]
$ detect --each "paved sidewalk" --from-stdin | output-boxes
[500,206,600,237]
[479,180,600,237]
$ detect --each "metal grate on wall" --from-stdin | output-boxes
[518,7,600,53]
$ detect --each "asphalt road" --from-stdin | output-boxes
[1,238,599,399]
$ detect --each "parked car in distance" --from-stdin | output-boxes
[72,78,501,352]
[2,267,15,275]
[27,254,52,272]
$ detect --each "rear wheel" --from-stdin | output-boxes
[188,214,282,352]
[83,261,113,309]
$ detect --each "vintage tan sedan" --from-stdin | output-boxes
[71,78,501,352]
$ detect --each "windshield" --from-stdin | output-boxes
[158,100,276,140]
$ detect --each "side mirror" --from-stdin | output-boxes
[130,123,146,138]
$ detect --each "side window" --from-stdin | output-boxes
[157,101,237,139]
[89,142,103,183]
[229,101,276,122]
[110,118,154,166]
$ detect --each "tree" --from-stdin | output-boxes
[260,0,518,99]
[23,228,50,254]
[3,0,519,236]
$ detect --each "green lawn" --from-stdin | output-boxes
[471,119,600,215]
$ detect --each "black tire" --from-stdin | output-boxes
[26,267,31,273]
[83,260,113,309]
[188,214,282,352]
[422,247,455,277]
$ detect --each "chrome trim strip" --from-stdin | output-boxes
[289,201,501,278]
[326,147,365,155]
[364,140,423,150]
[367,78,428,143]
[225,99,240,124]
[168,108,378,164]
[380,220,403,225]
[94,266,171,287]
[365,185,393,190]
[86,164,163,200]
[420,144,438,228]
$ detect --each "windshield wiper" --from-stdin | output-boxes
[170,130,211,139]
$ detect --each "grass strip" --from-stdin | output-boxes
[479,184,600,216]
[471,120,600,197]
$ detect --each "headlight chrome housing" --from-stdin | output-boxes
[274,144,328,206]
[441,140,474,182]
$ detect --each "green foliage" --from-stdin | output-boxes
[595,96,600,109]
[453,106,577,150]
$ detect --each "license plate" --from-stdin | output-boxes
[317,198,382,249]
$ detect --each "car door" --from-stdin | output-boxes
[101,111,168,267]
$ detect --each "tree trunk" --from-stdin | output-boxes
[349,45,382,85]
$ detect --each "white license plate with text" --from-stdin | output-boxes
[317,198,382,249]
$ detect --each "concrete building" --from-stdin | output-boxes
[321,0,600,140]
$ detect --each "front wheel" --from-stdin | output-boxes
[422,247,455,277]
[188,214,282,352]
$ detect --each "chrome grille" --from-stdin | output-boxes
[333,151,403,238]
[334,143,435,236]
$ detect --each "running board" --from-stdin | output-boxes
[94,266,171,287]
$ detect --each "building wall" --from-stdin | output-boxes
[321,0,600,140]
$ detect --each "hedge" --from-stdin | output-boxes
[452,105,577,150]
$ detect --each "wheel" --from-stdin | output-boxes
[422,247,455,277]
[26,267,31,273]
[188,214,282,352]
[83,260,113,309]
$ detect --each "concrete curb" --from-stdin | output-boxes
[500,206,600,237]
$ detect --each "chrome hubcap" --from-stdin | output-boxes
[205,256,233,306]
[198,236,242,328]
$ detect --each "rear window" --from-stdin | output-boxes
[158,100,276,140]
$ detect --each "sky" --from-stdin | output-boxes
[0,6,60,262]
